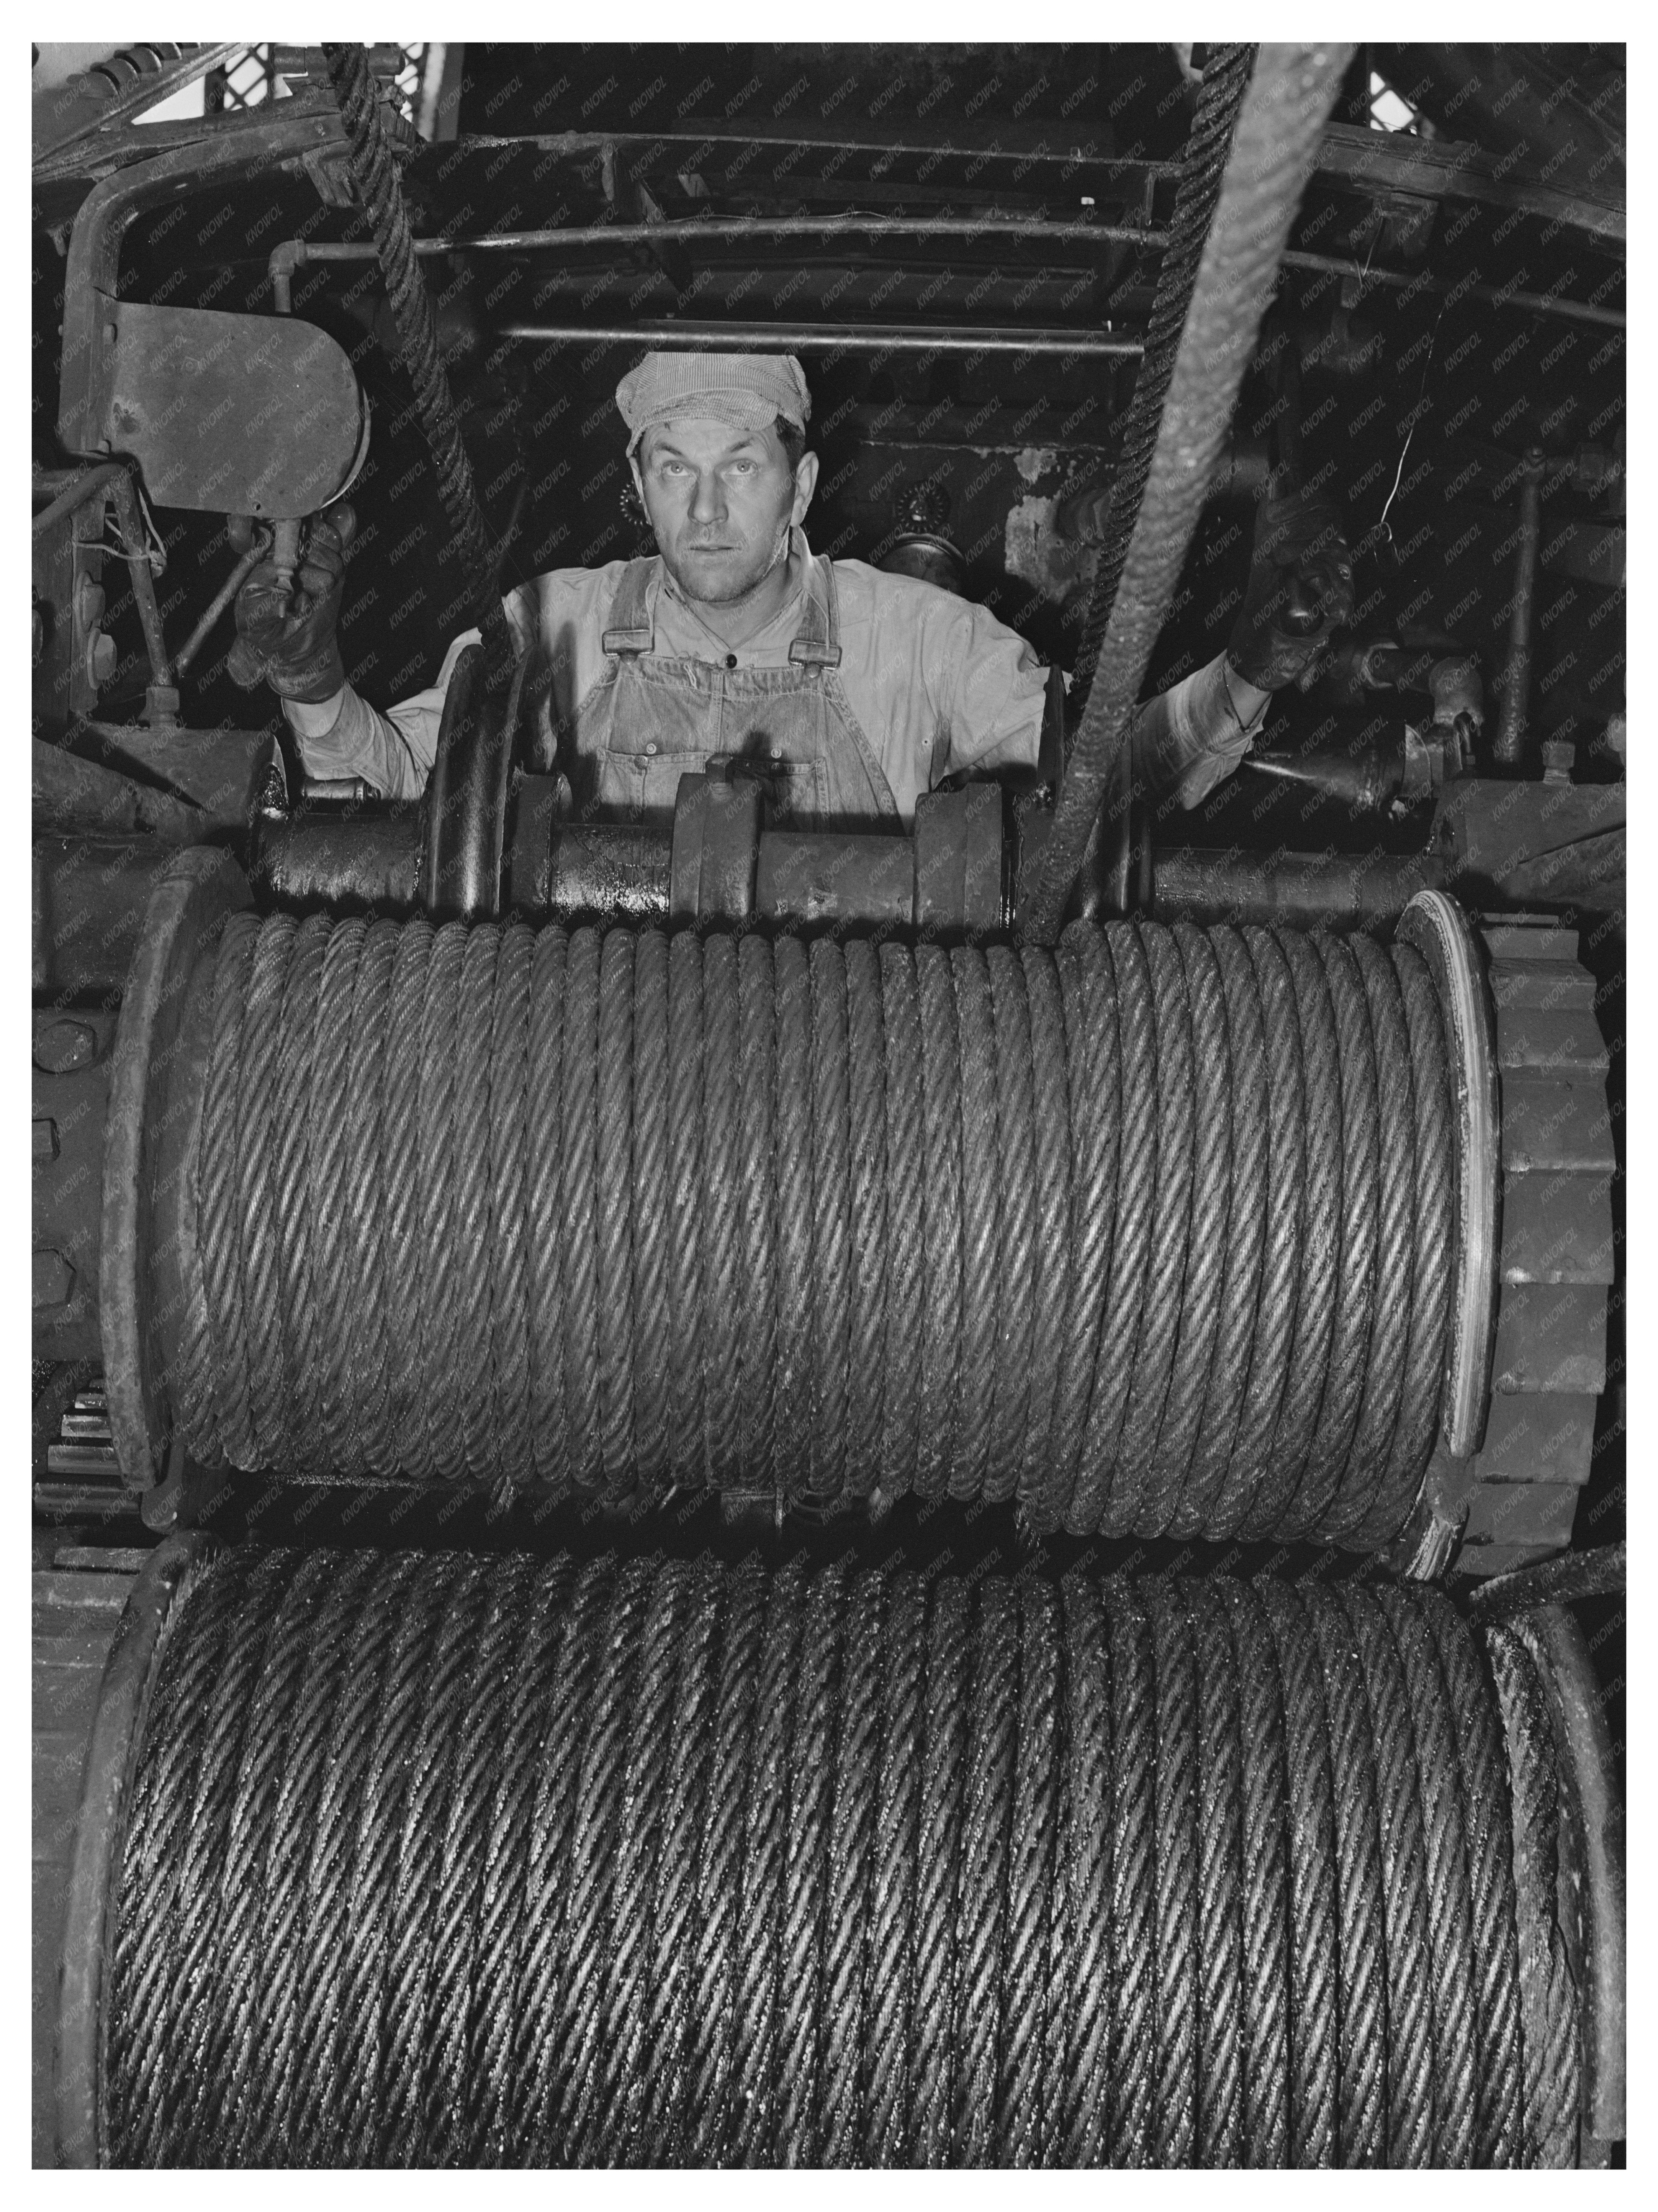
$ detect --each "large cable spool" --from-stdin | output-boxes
[101,859,1502,1548]
[57,1537,1622,2167]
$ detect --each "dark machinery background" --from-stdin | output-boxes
[31,40,1624,2168]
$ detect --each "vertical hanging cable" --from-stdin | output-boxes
[1020,43,1354,946]
[321,43,513,683]
[1067,44,1257,727]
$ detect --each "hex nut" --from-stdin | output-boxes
[33,1248,76,1309]
[34,1018,100,1073]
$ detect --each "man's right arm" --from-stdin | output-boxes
[270,585,540,799]
[283,652,461,799]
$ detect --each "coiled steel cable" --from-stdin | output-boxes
[173,915,1458,1546]
[97,1546,1593,2168]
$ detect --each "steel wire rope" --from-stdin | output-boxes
[629,930,672,1494]
[97,1551,1587,2167]
[1296,937,1382,1534]
[1257,1578,1339,2164]
[876,944,924,1503]
[1146,1579,1200,2164]
[1052,922,1123,1531]
[1218,926,1305,1535]
[414,926,466,1481]
[175,916,1470,1539]
[951,945,1002,1506]
[1178,924,1266,1537]
[703,935,744,1491]
[451,926,502,1480]
[1335,935,1417,1539]
[381,919,436,1482]
[1487,1624,1582,2165]
[1257,931,1342,1535]
[1079,925,1150,1536]
[1376,1582,1480,2165]
[736,935,781,1496]
[807,940,852,1505]
[595,928,637,1496]
[272,913,332,1475]
[1148,924,1232,1527]
[340,917,400,1476]
[526,926,570,1494]
[666,930,707,1490]
[485,924,534,1486]
[771,936,812,1505]
[1424,1592,1524,2166]
[843,938,889,1499]
[1342,1582,1438,2166]
[916,946,964,1500]
[686,1558,769,2164]
[1017,942,1075,1529]
[985,946,1036,1504]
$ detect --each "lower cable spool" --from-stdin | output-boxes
[108,870,1503,1552]
[59,1538,1620,2166]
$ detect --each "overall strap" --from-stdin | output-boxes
[600,558,658,655]
[787,551,843,668]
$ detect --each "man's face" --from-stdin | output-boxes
[633,415,817,607]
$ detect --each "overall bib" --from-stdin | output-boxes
[571,552,901,829]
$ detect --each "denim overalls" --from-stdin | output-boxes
[570,551,902,829]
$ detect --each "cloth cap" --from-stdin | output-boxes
[616,350,810,456]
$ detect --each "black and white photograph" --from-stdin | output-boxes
[28,27,1628,2169]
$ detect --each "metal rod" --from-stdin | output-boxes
[275,213,1167,274]
[1149,845,1446,928]
[1467,1539,1625,1622]
[1494,447,1545,767]
[172,528,273,678]
[1281,247,1625,331]
[31,464,129,539]
[105,474,172,688]
[36,465,172,687]
[497,320,1143,357]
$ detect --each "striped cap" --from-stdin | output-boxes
[615,350,810,455]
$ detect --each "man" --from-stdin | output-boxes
[233,349,1351,825]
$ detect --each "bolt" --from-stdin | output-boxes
[34,1018,98,1073]
[33,1249,75,1310]
[33,1117,59,1162]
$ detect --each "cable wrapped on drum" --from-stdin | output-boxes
[146,907,1493,1550]
[64,1538,1616,2168]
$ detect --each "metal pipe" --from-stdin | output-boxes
[31,464,128,539]
[498,320,1143,357]
[39,466,172,689]
[105,473,172,688]
[1281,247,1626,331]
[1494,447,1545,768]
[272,213,1167,280]
[172,528,273,679]
[1149,844,1446,928]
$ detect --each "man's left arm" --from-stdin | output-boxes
[1130,488,1355,807]
[931,486,1352,803]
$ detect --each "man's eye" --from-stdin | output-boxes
[730,461,756,475]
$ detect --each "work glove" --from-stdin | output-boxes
[1226,488,1354,691]
[228,504,356,700]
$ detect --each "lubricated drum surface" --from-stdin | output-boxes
[101,1546,1581,2167]
[175,916,1454,1545]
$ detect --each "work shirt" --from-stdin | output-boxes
[286,526,1268,821]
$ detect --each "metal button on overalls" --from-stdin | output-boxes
[571,550,900,829]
